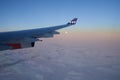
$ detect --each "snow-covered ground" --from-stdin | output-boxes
[0,39,120,80]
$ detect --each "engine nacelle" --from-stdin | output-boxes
[0,44,12,51]
[1,41,36,51]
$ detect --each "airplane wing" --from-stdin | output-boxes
[0,18,78,51]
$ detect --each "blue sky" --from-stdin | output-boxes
[0,0,120,31]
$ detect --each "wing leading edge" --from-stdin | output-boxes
[0,18,78,51]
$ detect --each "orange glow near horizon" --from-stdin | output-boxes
[51,28,120,44]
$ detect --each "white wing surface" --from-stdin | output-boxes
[0,18,77,51]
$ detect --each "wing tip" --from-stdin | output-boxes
[67,18,78,25]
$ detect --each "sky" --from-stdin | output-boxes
[0,0,120,40]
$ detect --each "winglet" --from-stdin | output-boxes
[67,18,78,25]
